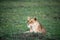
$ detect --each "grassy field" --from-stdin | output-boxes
[0,0,60,40]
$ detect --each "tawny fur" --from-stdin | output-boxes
[27,17,46,34]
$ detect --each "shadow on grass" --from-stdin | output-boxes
[0,33,57,40]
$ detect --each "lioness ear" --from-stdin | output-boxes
[34,17,37,21]
[27,16,31,20]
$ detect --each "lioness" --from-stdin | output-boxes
[27,17,46,34]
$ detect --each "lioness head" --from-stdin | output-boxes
[27,17,37,24]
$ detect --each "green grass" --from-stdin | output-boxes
[0,0,60,40]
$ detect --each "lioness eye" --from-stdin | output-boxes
[30,21,33,23]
